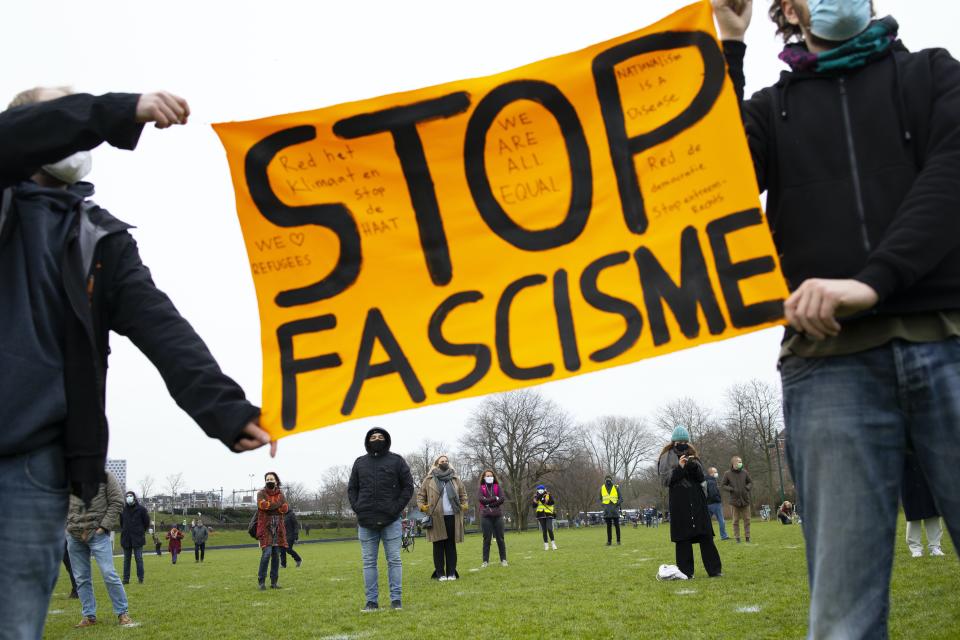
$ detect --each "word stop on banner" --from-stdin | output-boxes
[214,0,788,437]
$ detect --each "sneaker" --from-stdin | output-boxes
[551,541,558,550]
[910,550,923,558]
[480,562,489,568]
[74,616,96,628]
[361,602,378,613]
[447,575,457,581]
[930,547,946,557]
[118,613,136,627]
[296,559,302,568]
[258,582,266,591]
[606,542,611,546]
[270,583,282,589]
[544,543,549,551]
[391,600,402,610]
[745,538,751,543]
[438,575,448,582]
[501,560,509,567]
[709,573,724,578]
[616,541,621,546]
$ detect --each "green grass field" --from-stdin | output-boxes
[47,518,958,639]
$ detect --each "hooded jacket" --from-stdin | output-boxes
[723,31,960,322]
[119,492,151,548]
[347,427,415,529]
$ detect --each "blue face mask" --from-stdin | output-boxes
[808,0,871,42]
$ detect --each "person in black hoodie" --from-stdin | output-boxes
[0,88,276,639]
[119,491,150,584]
[714,1,960,636]
[348,427,414,612]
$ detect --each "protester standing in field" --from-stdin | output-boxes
[191,519,209,563]
[600,475,622,546]
[714,0,960,632]
[66,471,135,628]
[166,525,184,564]
[721,456,753,543]
[256,472,288,590]
[417,454,469,581]
[533,485,558,550]
[348,427,414,611]
[152,529,162,556]
[119,491,150,583]
[902,451,945,557]
[478,469,508,567]
[657,426,722,579]
[705,467,730,540]
[281,509,302,568]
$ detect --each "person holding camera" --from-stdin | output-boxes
[657,426,722,579]
[533,485,558,550]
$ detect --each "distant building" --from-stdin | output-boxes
[106,459,127,492]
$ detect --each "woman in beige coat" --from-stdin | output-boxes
[417,454,468,581]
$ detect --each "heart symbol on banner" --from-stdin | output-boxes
[289,232,305,246]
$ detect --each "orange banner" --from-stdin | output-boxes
[214,0,787,438]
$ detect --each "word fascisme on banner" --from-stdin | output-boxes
[214,0,789,438]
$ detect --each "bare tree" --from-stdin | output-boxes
[581,416,658,491]
[284,481,307,509]
[459,390,575,530]
[654,397,714,443]
[743,379,784,506]
[321,465,352,530]
[137,474,155,500]
[545,448,604,520]
[722,382,755,469]
[165,473,184,513]
[403,439,449,508]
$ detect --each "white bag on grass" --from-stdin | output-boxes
[656,564,689,580]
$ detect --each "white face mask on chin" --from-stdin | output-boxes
[41,151,92,184]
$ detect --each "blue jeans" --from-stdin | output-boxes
[67,531,129,619]
[258,546,280,584]
[707,503,728,540]
[781,339,960,640]
[0,443,69,640]
[358,518,402,604]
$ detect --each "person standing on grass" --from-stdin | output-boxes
[66,470,136,628]
[417,454,469,581]
[281,508,302,568]
[705,467,730,541]
[721,456,753,543]
[600,475,622,546]
[256,472,288,591]
[152,528,162,556]
[166,525,184,564]
[348,427,414,612]
[191,519,209,563]
[902,450,945,557]
[657,426,722,579]
[478,469,508,568]
[533,485,558,550]
[119,490,150,584]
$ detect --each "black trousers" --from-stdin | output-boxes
[605,517,621,543]
[432,515,458,577]
[481,516,507,562]
[123,546,145,582]
[62,541,77,592]
[194,542,206,562]
[538,517,555,542]
[675,534,722,578]
[281,540,302,566]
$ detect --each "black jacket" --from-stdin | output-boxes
[705,475,722,505]
[119,500,151,548]
[725,37,960,318]
[1,93,259,502]
[658,450,713,543]
[284,510,300,542]
[348,428,415,529]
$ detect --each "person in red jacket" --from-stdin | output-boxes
[165,526,184,564]
[256,472,288,590]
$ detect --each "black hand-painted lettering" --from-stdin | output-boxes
[277,315,343,430]
[342,308,426,416]
[579,252,643,362]
[246,126,361,307]
[495,274,554,380]
[428,290,492,394]
[552,269,581,371]
[634,226,726,346]
[593,31,725,234]
[464,80,593,250]
[334,93,471,286]
[706,208,784,327]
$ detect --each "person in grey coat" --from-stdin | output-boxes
[191,520,209,563]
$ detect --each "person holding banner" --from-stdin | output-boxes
[0,87,276,638]
[417,455,468,581]
[533,485,558,550]
[716,0,960,635]
[657,427,721,579]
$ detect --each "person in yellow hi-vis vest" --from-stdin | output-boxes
[600,476,622,546]
[532,485,557,551]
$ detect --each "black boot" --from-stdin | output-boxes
[258,581,266,591]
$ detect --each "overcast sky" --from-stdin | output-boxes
[4,1,956,494]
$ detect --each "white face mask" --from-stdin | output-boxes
[125,496,134,505]
[41,151,92,184]
[537,489,545,495]
[485,477,494,484]
[808,0,871,41]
